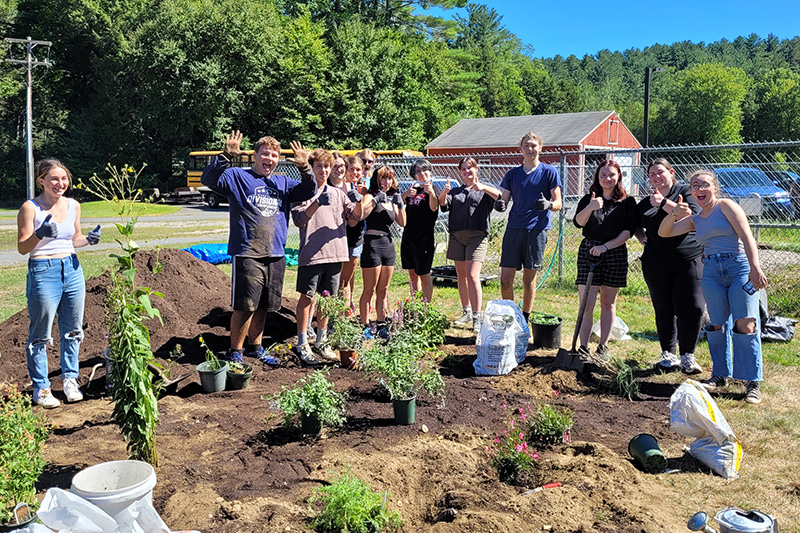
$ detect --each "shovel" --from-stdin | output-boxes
[555,255,601,371]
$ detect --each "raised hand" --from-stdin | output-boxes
[223,130,244,157]
[392,193,405,207]
[317,185,331,206]
[588,192,604,211]
[423,181,435,195]
[287,140,309,168]
[86,224,101,245]
[670,194,692,220]
[650,189,664,208]
[535,192,552,211]
[35,214,58,239]
[372,191,387,205]
[347,188,363,203]
[494,199,507,212]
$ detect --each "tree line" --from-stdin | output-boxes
[1,0,799,200]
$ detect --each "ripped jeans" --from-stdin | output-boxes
[26,254,85,390]
[701,253,762,382]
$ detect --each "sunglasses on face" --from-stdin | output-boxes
[363,159,375,164]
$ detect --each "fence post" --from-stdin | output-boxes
[558,152,566,283]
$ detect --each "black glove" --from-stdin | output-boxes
[372,191,386,205]
[87,224,101,245]
[392,193,405,207]
[535,193,552,211]
[317,186,331,206]
[347,188,363,202]
[494,199,507,212]
[35,214,58,239]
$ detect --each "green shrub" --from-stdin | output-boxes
[268,370,347,429]
[487,406,540,485]
[524,403,573,445]
[607,356,639,400]
[392,293,447,347]
[309,467,403,533]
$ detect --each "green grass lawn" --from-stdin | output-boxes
[0,201,182,220]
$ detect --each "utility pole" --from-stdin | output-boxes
[643,67,665,148]
[4,37,52,200]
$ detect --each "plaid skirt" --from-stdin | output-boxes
[575,238,628,288]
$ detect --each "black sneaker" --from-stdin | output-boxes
[577,345,591,356]
[595,344,610,359]
[745,381,762,404]
[701,375,729,391]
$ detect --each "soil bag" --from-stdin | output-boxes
[474,299,529,376]
[669,379,743,479]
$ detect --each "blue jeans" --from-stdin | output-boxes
[701,253,762,382]
[26,255,85,389]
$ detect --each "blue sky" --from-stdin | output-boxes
[425,0,800,59]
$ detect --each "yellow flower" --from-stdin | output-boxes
[199,336,204,343]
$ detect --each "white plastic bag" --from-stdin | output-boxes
[474,299,529,376]
[669,379,742,479]
[590,316,631,341]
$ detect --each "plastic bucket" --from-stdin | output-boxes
[628,433,667,474]
[70,460,157,517]
[392,394,416,425]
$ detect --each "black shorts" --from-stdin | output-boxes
[575,239,628,288]
[361,234,395,268]
[400,235,435,275]
[296,262,342,298]
[500,227,547,270]
[232,255,286,312]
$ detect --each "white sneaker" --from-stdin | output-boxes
[454,309,472,327]
[680,353,703,374]
[63,377,84,403]
[314,342,339,362]
[656,351,680,370]
[297,343,321,366]
[33,388,61,409]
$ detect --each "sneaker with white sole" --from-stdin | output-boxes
[655,351,680,371]
[63,378,84,403]
[745,381,762,404]
[33,388,60,409]
[701,375,729,391]
[306,325,317,344]
[454,309,472,327]
[313,342,339,362]
[680,352,703,374]
[297,343,321,366]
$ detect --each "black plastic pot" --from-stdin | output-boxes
[531,316,563,349]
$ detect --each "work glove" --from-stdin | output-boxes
[347,188,363,203]
[87,224,101,245]
[493,199,507,212]
[372,191,387,205]
[35,214,58,239]
[392,193,405,207]
[535,193,552,211]
[317,186,331,206]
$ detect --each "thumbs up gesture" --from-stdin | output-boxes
[535,192,552,211]
[317,185,331,206]
[670,194,692,220]
[87,224,101,245]
[588,191,604,211]
[35,214,58,239]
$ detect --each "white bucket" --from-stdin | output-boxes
[70,460,157,518]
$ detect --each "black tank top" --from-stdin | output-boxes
[365,202,396,234]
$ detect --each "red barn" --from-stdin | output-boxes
[425,111,642,195]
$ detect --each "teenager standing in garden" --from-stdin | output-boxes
[17,159,101,408]
[659,169,767,404]
[201,131,304,366]
[437,157,501,332]
[400,158,439,301]
[636,159,704,373]
[573,160,637,357]
[497,132,562,322]
[339,155,367,313]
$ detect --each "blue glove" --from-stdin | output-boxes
[35,214,58,239]
[535,193,552,211]
[87,224,101,245]
[347,188,363,202]
[317,185,331,206]
[494,199,507,212]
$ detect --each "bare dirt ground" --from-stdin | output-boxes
[0,249,746,531]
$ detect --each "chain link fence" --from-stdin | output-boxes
[364,142,800,317]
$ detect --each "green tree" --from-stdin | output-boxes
[744,68,800,141]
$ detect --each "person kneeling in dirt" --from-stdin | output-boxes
[291,148,363,365]
[201,131,307,365]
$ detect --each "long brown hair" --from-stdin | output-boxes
[589,160,627,202]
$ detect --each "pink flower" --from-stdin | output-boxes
[509,420,514,427]
[552,390,559,396]
[522,442,528,450]
[501,404,507,410]
[494,438,499,443]
[515,444,523,452]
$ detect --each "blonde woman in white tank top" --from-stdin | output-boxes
[17,159,101,408]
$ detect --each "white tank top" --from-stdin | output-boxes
[29,198,77,258]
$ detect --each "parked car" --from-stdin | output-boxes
[714,167,794,219]
[764,170,800,214]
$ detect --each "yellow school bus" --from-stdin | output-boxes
[188,149,423,207]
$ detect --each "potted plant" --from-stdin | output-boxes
[268,369,347,435]
[529,311,563,349]
[358,330,445,425]
[226,362,254,390]
[0,385,52,531]
[316,292,363,368]
[197,336,228,393]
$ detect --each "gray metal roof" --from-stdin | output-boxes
[426,111,615,149]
